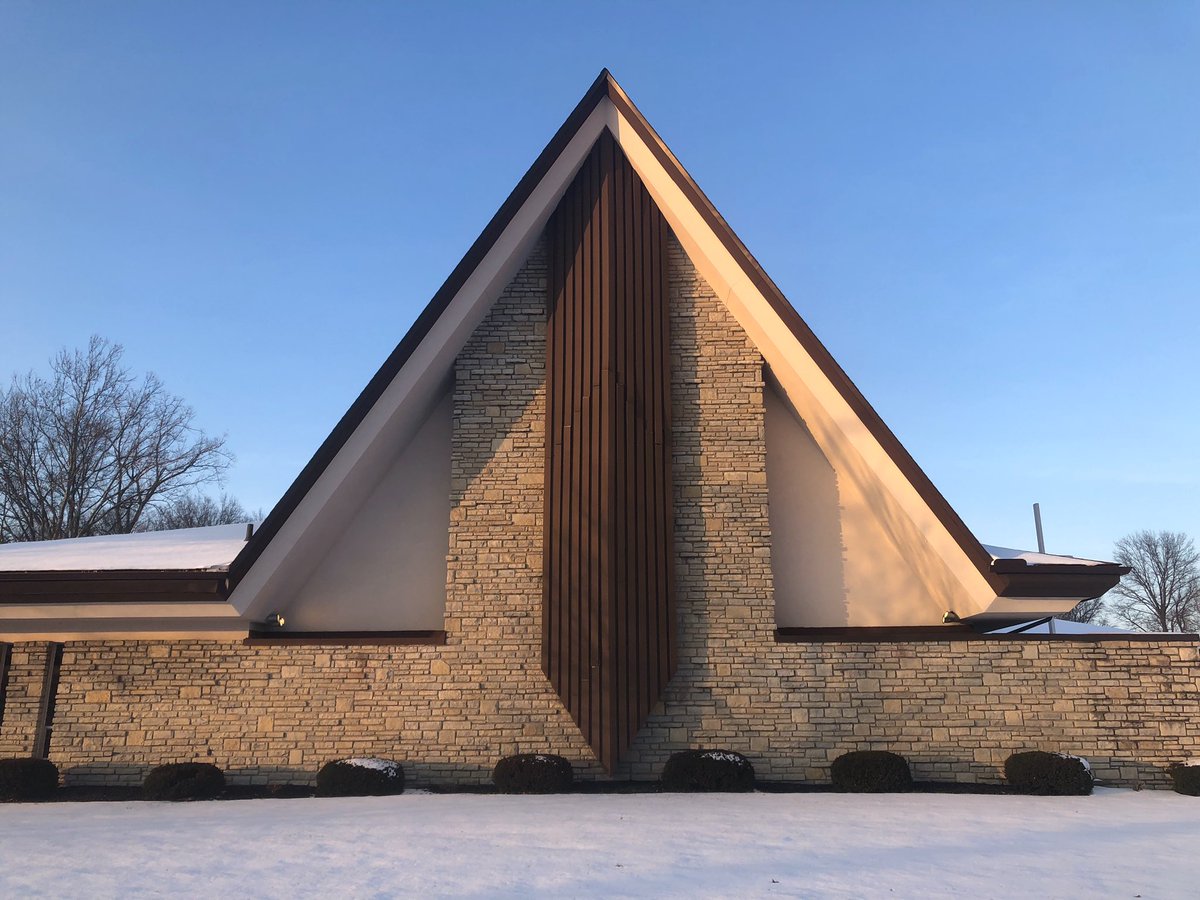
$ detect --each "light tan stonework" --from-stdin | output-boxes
[2,235,1197,787]
[0,643,50,758]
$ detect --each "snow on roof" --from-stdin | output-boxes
[0,523,253,573]
[983,545,1114,567]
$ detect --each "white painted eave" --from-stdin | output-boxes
[228,100,619,618]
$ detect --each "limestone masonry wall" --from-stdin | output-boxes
[2,235,1197,787]
[0,643,50,759]
[5,637,1193,787]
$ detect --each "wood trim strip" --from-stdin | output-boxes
[243,630,447,646]
[996,571,1126,599]
[32,641,63,759]
[775,626,1200,643]
[0,571,228,602]
[0,642,10,727]
[0,570,228,582]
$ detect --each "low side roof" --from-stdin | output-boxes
[984,545,1124,571]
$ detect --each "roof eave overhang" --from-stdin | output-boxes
[992,562,1128,601]
[962,560,1128,625]
[0,569,230,603]
[0,570,246,640]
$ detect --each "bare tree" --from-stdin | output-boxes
[0,336,231,542]
[1108,530,1200,633]
[1060,596,1105,625]
[138,492,261,532]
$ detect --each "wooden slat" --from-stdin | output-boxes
[0,642,11,727]
[543,132,676,772]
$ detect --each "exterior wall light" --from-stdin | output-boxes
[265,612,286,628]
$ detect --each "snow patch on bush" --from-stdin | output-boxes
[341,758,401,776]
[1056,753,1091,772]
[701,751,750,765]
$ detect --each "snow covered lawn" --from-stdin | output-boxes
[1,788,1197,898]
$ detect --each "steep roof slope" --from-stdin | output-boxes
[223,70,1122,622]
[0,71,1124,627]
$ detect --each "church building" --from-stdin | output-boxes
[1,72,1195,786]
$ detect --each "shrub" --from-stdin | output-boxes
[0,757,59,801]
[316,758,405,797]
[143,762,225,801]
[660,750,755,793]
[1004,751,1093,796]
[830,751,913,793]
[1169,763,1200,797]
[492,754,574,794]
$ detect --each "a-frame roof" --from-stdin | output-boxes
[225,70,1123,617]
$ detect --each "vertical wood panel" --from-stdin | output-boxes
[544,131,675,772]
[0,642,11,728]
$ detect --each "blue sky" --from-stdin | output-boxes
[1,1,1196,561]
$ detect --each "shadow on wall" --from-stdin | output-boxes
[448,240,547,505]
[764,370,849,627]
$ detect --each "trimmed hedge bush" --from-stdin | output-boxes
[1169,764,1200,797]
[492,754,574,794]
[316,758,405,797]
[661,750,755,793]
[0,757,59,801]
[143,762,226,801]
[830,751,913,793]
[1004,751,1093,796]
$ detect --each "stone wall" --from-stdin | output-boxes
[0,642,50,758]
[3,635,1195,787]
[1,234,1197,787]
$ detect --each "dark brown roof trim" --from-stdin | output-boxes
[243,629,446,646]
[995,568,1126,600]
[775,626,1198,643]
[0,570,228,602]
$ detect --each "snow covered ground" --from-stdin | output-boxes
[1,788,1197,898]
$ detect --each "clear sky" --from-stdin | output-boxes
[1,1,1196,562]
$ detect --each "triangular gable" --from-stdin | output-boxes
[229,70,1090,621]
